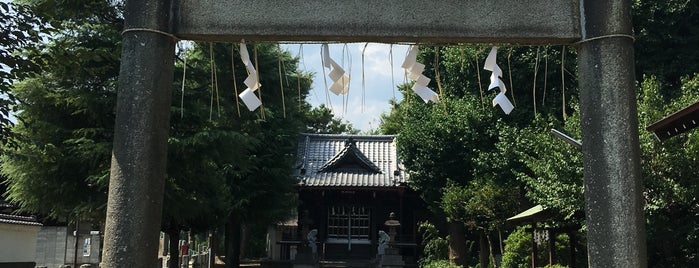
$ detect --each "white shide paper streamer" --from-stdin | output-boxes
[402,45,439,103]
[238,40,262,111]
[483,47,514,114]
[321,44,350,95]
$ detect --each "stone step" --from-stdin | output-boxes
[319,259,374,268]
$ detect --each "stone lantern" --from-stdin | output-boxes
[378,212,405,268]
[384,212,401,248]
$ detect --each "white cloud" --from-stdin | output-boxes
[360,43,409,80]
[330,96,393,132]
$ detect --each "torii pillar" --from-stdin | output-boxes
[102,0,174,267]
[102,0,645,267]
[578,0,646,266]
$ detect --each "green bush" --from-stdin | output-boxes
[501,226,587,268]
[417,221,450,267]
[422,259,463,268]
[501,226,532,268]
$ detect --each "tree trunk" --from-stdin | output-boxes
[498,227,504,254]
[166,227,180,268]
[225,214,242,268]
[447,221,467,266]
[240,223,249,259]
[479,229,490,268]
[486,230,497,268]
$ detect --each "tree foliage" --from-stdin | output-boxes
[417,221,450,265]
[165,42,311,234]
[441,178,518,229]
[381,45,571,266]
[633,0,699,88]
[503,113,584,221]
[381,10,699,263]
[0,0,318,240]
[0,1,50,147]
[1,0,122,220]
[304,104,359,134]
[638,75,699,267]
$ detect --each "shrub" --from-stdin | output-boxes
[418,221,450,267]
[422,259,463,268]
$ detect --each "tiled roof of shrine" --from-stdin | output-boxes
[295,134,407,187]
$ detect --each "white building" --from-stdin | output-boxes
[0,213,42,268]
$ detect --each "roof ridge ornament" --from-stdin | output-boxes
[319,138,381,174]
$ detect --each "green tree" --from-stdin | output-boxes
[304,104,359,134]
[170,42,315,268]
[632,0,699,89]
[638,75,699,267]
[1,3,319,268]
[502,113,584,222]
[382,45,576,267]
[1,0,122,221]
[417,221,450,267]
[0,1,49,147]
[376,48,526,267]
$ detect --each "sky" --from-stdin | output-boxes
[281,44,409,132]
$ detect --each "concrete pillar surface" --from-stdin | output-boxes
[102,0,175,267]
[577,0,647,267]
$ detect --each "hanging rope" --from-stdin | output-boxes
[459,46,465,71]
[561,46,567,121]
[434,46,447,113]
[214,54,220,117]
[389,44,396,100]
[278,45,292,115]
[231,45,241,117]
[361,43,368,112]
[179,43,187,119]
[507,47,516,107]
[277,44,287,118]
[254,43,264,119]
[542,46,549,108]
[296,44,304,111]
[574,33,635,45]
[278,46,291,88]
[341,43,352,115]
[122,28,179,41]
[474,49,485,111]
[532,47,540,115]
[209,43,215,120]
[404,48,410,108]
[341,44,347,115]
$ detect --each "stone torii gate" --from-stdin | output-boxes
[103,0,645,267]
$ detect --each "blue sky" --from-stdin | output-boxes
[281,44,409,132]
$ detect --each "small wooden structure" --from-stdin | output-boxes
[646,101,699,141]
[507,205,581,268]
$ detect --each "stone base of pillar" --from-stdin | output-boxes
[376,249,404,268]
[292,252,318,268]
